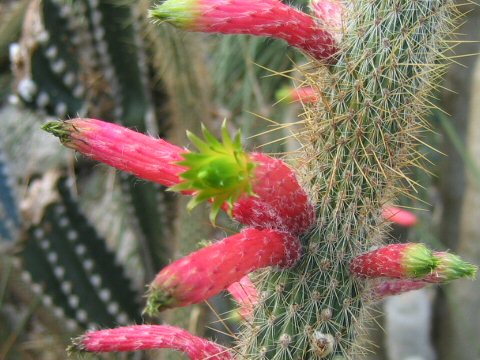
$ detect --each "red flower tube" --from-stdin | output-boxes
[149,0,338,61]
[145,228,300,315]
[69,324,233,359]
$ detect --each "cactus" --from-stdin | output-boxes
[0,146,21,244]
[19,174,142,328]
[38,0,479,359]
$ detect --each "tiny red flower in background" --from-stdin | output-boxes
[382,206,418,227]
[276,86,319,104]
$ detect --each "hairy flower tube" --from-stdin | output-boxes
[145,228,300,315]
[43,118,314,234]
[149,0,338,61]
[69,325,233,359]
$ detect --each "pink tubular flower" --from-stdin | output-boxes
[227,275,259,319]
[145,228,300,315]
[43,118,315,235]
[42,118,187,187]
[350,243,439,279]
[382,206,418,227]
[422,251,477,283]
[69,325,233,359]
[373,279,429,299]
[149,0,338,61]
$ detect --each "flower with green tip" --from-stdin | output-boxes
[350,243,439,279]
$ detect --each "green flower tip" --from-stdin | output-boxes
[170,121,256,224]
[435,252,478,281]
[42,121,71,143]
[149,0,200,29]
[404,244,439,278]
[143,286,177,316]
[275,86,294,104]
[66,337,85,355]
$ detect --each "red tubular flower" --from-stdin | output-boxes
[350,243,439,279]
[145,228,300,315]
[42,118,187,187]
[382,206,418,227]
[422,251,477,283]
[227,275,259,319]
[373,279,429,299]
[149,0,338,61]
[69,325,233,359]
[43,118,315,235]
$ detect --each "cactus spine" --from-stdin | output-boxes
[237,0,456,358]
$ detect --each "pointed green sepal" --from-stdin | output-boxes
[42,121,73,144]
[404,244,439,278]
[149,0,200,29]
[170,121,256,224]
[433,252,478,282]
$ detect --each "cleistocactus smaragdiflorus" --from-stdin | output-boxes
[43,0,478,359]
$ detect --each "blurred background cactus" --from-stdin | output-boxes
[0,0,479,359]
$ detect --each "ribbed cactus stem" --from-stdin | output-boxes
[237,0,456,358]
[69,325,233,359]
